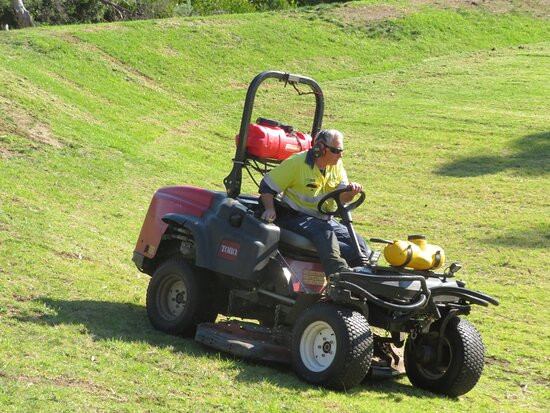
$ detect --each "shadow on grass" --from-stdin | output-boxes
[232,361,441,400]
[482,224,550,249]
[198,345,440,399]
[19,298,442,399]
[436,131,549,177]
[18,298,204,355]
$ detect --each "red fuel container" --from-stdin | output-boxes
[237,120,312,161]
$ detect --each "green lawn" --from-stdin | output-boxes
[0,1,549,411]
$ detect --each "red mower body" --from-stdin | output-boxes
[135,186,215,259]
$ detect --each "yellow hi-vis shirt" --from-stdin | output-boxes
[262,150,349,220]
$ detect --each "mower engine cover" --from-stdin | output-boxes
[237,118,312,161]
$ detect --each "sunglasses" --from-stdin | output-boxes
[326,144,344,154]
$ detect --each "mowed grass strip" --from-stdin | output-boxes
[0,2,549,412]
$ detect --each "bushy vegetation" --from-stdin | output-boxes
[1,0,303,28]
[1,0,104,26]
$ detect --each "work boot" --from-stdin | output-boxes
[327,266,353,281]
[348,255,370,267]
[353,265,374,274]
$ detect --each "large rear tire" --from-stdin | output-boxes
[292,303,373,390]
[404,317,485,397]
[146,258,217,336]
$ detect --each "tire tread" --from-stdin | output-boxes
[146,257,216,336]
[404,317,485,397]
[292,303,373,390]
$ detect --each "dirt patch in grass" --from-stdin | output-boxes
[0,221,10,233]
[159,46,180,57]
[1,304,24,317]
[533,376,550,385]
[5,371,108,393]
[334,0,550,25]
[334,3,405,24]
[0,98,60,150]
[227,79,249,91]
[55,250,93,262]
[419,0,550,18]
[74,23,129,33]
[0,147,14,159]
[486,354,512,368]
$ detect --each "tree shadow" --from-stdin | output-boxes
[481,224,550,249]
[19,298,444,399]
[436,131,549,177]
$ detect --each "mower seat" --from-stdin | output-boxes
[279,228,318,255]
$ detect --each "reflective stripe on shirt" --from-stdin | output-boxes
[261,150,349,219]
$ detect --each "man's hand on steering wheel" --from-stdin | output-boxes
[317,186,366,223]
[340,182,363,204]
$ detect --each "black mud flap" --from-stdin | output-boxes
[195,321,291,364]
[368,364,406,380]
[365,341,406,380]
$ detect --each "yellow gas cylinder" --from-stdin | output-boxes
[383,235,445,270]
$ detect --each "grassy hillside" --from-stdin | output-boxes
[1,1,549,411]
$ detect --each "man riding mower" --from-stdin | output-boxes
[259,128,372,276]
[132,70,499,396]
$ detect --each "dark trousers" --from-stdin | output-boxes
[276,212,371,276]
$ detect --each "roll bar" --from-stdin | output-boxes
[224,70,325,198]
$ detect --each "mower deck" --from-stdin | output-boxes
[195,321,291,364]
[195,320,405,379]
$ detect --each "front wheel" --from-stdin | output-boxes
[146,258,217,336]
[292,303,373,390]
[404,317,485,397]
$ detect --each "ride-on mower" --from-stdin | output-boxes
[132,71,499,396]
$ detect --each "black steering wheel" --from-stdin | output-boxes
[317,187,365,218]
